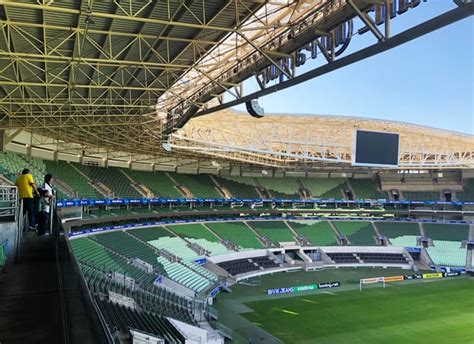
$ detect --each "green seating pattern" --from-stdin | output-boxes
[126,170,182,198]
[255,177,300,199]
[70,237,125,272]
[403,191,440,201]
[427,241,466,267]
[129,226,172,242]
[377,222,421,238]
[300,178,345,198]
[349,179,386,199]
[207,222,264,249]
[45,160,101,199]
[96,299,186,343]
[168,172,221,198]
[187,238,231,256]
[423,223,469,242]
[288,221,338,245]
[92,231,166,274]
[332,221,376,245]
[389,235,420,247]
[73,163,141,199]
[149,236,217,282]
[156,256,210,292]
[168,224,220,242]
[82,264,192,324]
[249,221,295,244]
[214,176,260,198]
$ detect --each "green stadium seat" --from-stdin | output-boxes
[249,221,295,244]
[299,178,345,198]
[168,224,220,242]
[168,173,221,198]
[126,170,182,198]
[45,160,102,199]
[349,179,387,199]
[73,163,141,199]
[332,221,377,245]
[377,222,421,239]
[427,241,466,267]
[403,191,440,201]
[214,176,260,198]
[287,221,338,245]
[423,223,469,241]
[206,222,264,249]
[255,177,300,199]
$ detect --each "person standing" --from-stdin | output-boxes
[37,188,50,236]
[15,169,38,231]
[41,174,54,200]
[38,174,54,236]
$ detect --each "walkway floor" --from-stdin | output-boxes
[0,232,63,343]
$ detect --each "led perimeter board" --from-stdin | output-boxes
[353,130,399,167]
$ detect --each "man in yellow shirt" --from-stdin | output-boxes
[15,169,38,230]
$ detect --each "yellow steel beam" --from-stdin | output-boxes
[0,1,235,33]
[0,81,166,92]
[0,52,190,70]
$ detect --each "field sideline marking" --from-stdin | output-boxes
[302,299,318,304]
[324,291,336,295]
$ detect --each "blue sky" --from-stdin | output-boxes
[233,2,473,135]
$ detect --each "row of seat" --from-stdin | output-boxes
[217,256,277,276]
[96,298,186,344]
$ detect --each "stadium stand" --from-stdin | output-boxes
[326,253,359,263]
[81,263,192,323]
[72,164,141,199]
[249,221,295,244]
[70,238,160,287]
[168,173,221,198]
[206,222,264,249]
[45,160,101,199]
[423,223,469,242]
[128,227,172,242]
[403,191,440,201]
[214,176,260,198]
[427,241,466,267]
[169,224,220,242]
[187,238,231,256]
[376,222,421,239]
[389,236,420,247]
[91,231,167,275]
[167,224,231,256]
[148,236,218,283]
[357,253,407,264]
[332,221,377,245]
[0,151,43,183]
[217,256,278,276]
[96,298,186,343]
[255,177,301,199]
[299,178,346,198]
[125,170,183,198]
[348,179,386,199]
[287,221,338,246]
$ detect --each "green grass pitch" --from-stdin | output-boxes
[242,278,474,343]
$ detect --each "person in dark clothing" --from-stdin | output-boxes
[37,188,50,236]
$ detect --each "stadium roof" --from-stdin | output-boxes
[0,1,472,170]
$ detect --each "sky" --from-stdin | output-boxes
[232,2,473,135]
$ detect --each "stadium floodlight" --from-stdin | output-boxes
[245,99,264,118]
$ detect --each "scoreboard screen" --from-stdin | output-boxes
[353,130,399,167]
